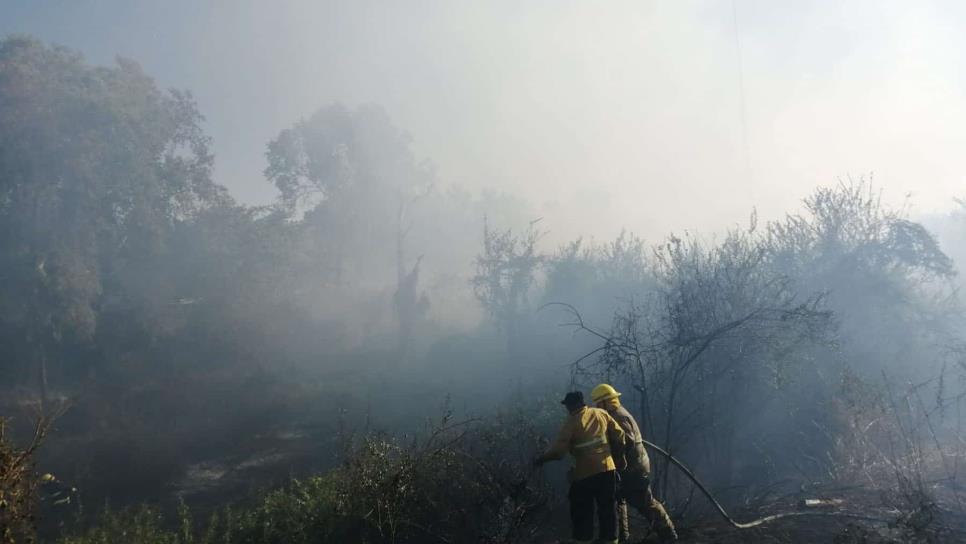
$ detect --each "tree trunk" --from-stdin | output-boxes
[635,355,653,441]
[395,199,408,365]
[661,366,682,500]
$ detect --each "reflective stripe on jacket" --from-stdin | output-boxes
[542,406,626,481]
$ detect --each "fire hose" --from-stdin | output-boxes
[639,439,892,529]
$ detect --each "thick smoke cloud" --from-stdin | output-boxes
[4,0,965,244]
[3,3,966,542]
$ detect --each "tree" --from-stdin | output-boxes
[933,197,966,291]
[266,104,434,356]
[265,104,433,283]
[542,232,652,327]
[472,219,544,358]
[0,37,228,408]
[561,221,830,496]
[765,181,958,382]
[559,182,961,504]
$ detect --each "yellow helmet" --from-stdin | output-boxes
[591,383,621,403]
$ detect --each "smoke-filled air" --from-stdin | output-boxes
[3,2,966,543]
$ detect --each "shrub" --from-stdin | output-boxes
[1,414,55,544]
[60,408,556,544]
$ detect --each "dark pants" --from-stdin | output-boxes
[569,469,618,542]
[618,471,676,541]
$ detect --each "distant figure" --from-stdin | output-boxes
[534,391,625,544]
[592,384,677,543]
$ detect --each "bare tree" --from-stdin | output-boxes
[557,220,832,500]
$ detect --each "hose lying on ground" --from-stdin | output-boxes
[641,439,893,529]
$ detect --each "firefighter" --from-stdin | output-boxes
[592,384,677,543]
[533,391,625,544]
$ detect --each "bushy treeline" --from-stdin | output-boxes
[0,36,533,512]
[474,182,965,513]
[2,35,966,540]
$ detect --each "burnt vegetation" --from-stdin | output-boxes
[2,37,966,543]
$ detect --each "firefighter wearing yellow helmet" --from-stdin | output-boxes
[591,383,678,543]
[534,391,625,544]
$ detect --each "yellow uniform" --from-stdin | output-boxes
[537,399,626,543]
[540,405,625,481]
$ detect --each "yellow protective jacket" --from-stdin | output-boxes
[540,406,626,481]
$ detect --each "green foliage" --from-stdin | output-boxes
[0,35,228,391]
[265,104,434,287]
[59,480,343,544]
[0,432,34,543]
[227,476,342,544]
[223,412,551,543]
[59,506,177,544]
[0,417,46,544]
[57,502,227,544]
[472,220,544,332]
[60,408,554,544]
[265,104,431,214]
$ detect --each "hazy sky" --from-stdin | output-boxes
[4,0,966,241]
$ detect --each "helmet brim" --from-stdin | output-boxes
[591,392,621,403]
